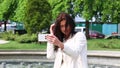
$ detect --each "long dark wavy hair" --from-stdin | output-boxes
[53,12,76,51]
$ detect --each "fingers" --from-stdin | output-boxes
[45,34,58,44]
[45,34,54,42]
[45,34,54,39]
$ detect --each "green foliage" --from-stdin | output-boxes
[15,34,37,43]
[88,39,120,50]
[0,0,2,3]
[0,38,120,50]
[0,0,18,20]
[0,0,52,34]
[0,31,37,43]
[48,0,120,39]
[13,0,52,34]
[12,0,28,22]
[48,0,120,23]
[0,31,18,40]
[48,0,75,19]
[82,0,120,23]
[100,39,120,49]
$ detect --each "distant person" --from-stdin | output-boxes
[46,12,88,68]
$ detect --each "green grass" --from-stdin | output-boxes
[0,41,46,50]
[0,39,120,51]
[87,39,120,51]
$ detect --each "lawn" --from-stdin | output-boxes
[0,39,120,51]
[87,39,120,51]
[0,41,46,50]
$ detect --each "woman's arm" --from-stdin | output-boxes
[46,32,87,59]
[62,32,87,58]
[46,42,55,59]
[46,24,56,59]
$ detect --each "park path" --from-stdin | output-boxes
[0,40,9,44]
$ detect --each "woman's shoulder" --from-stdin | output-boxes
[75,32,85,36]
[73,32,86,39]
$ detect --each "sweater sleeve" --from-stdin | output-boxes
[63,32,87,58]
[46,42,55,59]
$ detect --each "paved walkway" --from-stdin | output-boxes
[88,50,120,57]
[0,40,9,44]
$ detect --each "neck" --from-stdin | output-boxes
[64,34,70,40]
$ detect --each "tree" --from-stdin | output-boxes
[74,0,120,38]
[48,0,120,39]
[12,0,28,22]
[25,0,52,34]
[13,0,52,34]
[100,0,120,23]
[74,0,120,23]
[0,0,18,31]
[0,0,51,34]
[48,0,91,38]
[48,0,75,20]
[0,0,2,3]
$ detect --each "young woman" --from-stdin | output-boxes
[46,12,88,68]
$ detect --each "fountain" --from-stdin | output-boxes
[0,50,119,68]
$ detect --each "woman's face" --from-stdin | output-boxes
[60,20,71,36]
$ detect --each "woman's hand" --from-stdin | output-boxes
[50,24,55,35]
[46,34,60,45]
[46,34,64,49]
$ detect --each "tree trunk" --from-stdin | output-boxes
[4,20,7,31]
[85,20,90,39]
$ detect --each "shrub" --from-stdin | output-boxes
[107,39,120,49]
[99,39,120,49]
[0,31,18,41]
[15,34,37,43]
[97,42,108,48]
[30,34,37,42]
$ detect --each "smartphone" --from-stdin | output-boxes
[38,34,48,42]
